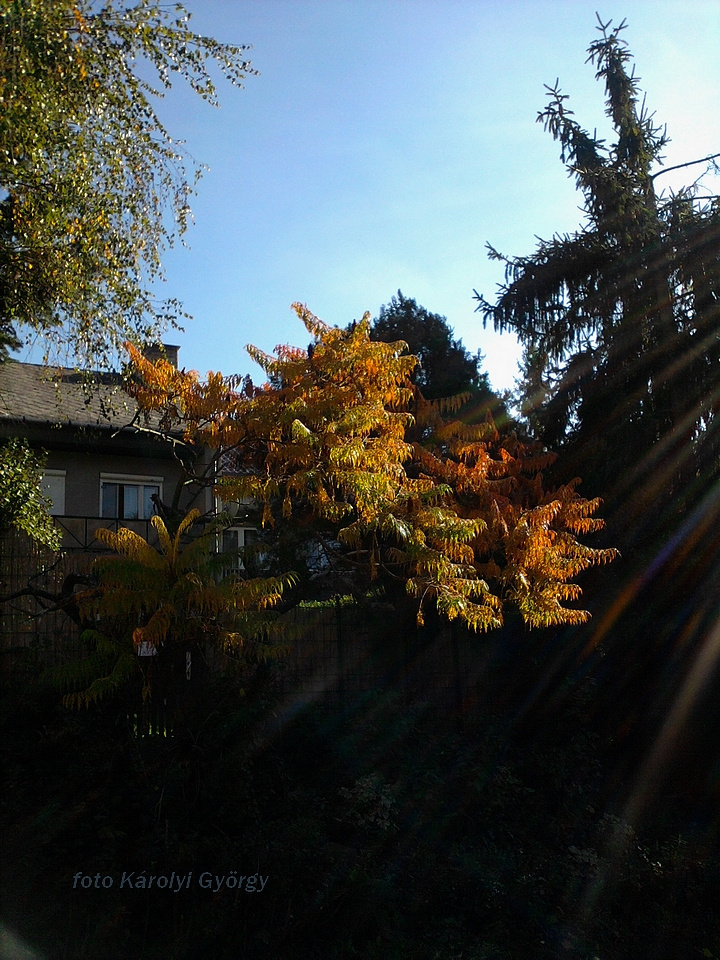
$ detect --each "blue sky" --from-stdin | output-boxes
[27,1,720,391]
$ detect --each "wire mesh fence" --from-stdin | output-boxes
[270,600,491,719]
[0,528,90,667]
[2,529,490,720]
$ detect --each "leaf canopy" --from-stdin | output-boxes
[0,0,257,367]
[125,303,617,631]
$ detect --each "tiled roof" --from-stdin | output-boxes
[0,361,141,430]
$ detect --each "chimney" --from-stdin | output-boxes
[142,343,180,368]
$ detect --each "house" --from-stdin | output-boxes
[0,346,254,654]
[0,346,214,552]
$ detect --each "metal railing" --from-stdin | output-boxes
[53,515,155,552]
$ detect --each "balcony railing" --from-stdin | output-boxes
[54,516,157,552]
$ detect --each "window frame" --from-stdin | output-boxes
[220,525,260,574]
[40,469,66,516]
[99,473,163,521]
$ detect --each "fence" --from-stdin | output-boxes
[1,519,168,662]
[270,600,492,719]
[1,527,493,720]
[0,528,89,666]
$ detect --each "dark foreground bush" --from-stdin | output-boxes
[1,663,718,960]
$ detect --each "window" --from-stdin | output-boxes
[221,526,259,573]
[41,470,66,516]
[100,474,162,520]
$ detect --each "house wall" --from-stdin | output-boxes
[42,448,208,518]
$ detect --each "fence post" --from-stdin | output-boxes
[335,595,344,699]
[452,620,464,731]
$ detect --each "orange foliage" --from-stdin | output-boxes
[125,304,617,630]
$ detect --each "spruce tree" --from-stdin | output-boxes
[475,17,719,549]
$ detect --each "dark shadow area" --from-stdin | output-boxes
[2,614,718,960]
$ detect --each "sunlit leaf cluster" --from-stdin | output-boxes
[413,394,618,628]
[0,437,61,549]
[84,509,293,648]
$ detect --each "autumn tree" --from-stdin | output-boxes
[0,0,256,368]
[125,303,616,632]
[411,392,618,628]
[474,17,720,545]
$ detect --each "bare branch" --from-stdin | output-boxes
[652,152,720,181]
